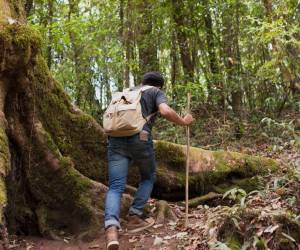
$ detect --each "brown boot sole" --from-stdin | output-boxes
[127,217,155,234]
[107,240,119,250]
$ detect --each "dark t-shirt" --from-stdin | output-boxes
[139,86,168,133]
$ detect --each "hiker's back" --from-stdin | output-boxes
[139,87,168,133]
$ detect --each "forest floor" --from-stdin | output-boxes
[8,113,300,250]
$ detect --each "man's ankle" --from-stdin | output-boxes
[106,225,118,231]
[106,226,119,250]
[128,208,143,217]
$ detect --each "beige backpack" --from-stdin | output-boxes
[103,85,155,137]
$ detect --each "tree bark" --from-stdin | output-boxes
[46,0,53,69]
[171,0,194,83]
[222,0,243,117]
[136,0,159,79]
[120,0,132,88]
[203,0,222,106]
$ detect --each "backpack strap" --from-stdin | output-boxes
[124,85,157,122]
[142,85,158,122]
[145,112,156,122]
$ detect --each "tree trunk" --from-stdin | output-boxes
[170,30,178,102]
[0,0,280,242]
[46,0,53,69]
[203,0,223,106]
[171,0,194,83]
[120,0,133,88]
[222,0,243,117]
[136,0,159,79]
[262,0,300,113]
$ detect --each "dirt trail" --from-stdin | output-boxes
[9,214,203,250]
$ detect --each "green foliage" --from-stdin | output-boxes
[261,117,300,150]
[223,187,247,208]
[28,0,300,122]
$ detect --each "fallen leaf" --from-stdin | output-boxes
[88,244,100,249]
[153,236,163,246]
[26,245,34,250]
[9,244,20,249]
[176,232,188,239]
[129,238,137,243]
[281,232,296,242]
[264,224,279,234]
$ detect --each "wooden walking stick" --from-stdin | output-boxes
[185,92,191,228]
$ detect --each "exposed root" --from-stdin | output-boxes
[188,192,222,208]
[155,200,177,224]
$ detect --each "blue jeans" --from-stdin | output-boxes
[104,133,156,229]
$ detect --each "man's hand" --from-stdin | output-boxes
[183,114,193,126]
[159,103,194,126]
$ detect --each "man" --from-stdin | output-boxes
[105,72,194,250]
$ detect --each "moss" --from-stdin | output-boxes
[0,127,9,225]
[0,127,10,175]
[0,179,7,225]
[28,155,96,233]
[154,141,186,169]
[0,179,7,206]
[226,237,242,250]
[0,24,13,45]
[7,0,26,19]
[29,156,91,209]
[35,206,48,234]
[31,55,107,182]
[21,123,97,233]
[231,177,263,192]
[152,141,279,200]
[0,24,41,51]
[0,24,42,75]
[213,150,279,176]
[212,150,233,172]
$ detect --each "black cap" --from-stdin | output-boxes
[142,71,164,88]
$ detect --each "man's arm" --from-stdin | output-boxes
[158,103,193,126]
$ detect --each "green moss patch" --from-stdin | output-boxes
[31,55,107,182]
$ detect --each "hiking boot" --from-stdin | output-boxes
[126,214,155,233]
[106,226,119,250]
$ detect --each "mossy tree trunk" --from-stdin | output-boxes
[0,0,279,243]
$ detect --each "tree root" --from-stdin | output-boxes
[155,200,177,224]
[188,192,223,208]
